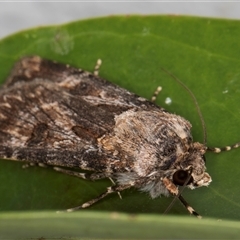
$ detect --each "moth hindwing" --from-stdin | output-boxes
[0,56,239,217]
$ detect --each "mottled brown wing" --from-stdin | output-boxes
[0,56,160,170]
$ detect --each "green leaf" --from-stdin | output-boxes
[1,211,240,239]
[0,15,240,228]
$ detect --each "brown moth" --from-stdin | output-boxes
[0,56,239,217]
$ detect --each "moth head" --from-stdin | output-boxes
[172,167,211,189]
[173,142,212,189]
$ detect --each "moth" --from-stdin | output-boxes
[0,56,239,217]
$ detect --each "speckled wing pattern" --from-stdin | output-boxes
[0,56,163,172]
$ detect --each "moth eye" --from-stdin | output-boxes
[172,170,193,186]
[202,155,206,163]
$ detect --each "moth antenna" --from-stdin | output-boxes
[161,69,240,155]
[207,142,240,153]
[161,68,207,145]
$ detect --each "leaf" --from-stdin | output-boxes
[0,15,240,224]
[1,211,240,239]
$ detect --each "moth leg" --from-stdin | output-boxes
[22,163,36,169]
[93,59,102,76]
[109,177,122,199]
[22,162,48,169]
[62,184,132,212]
[162,177,201,218]
[151,86,162,103]
[178,194,201,218]
[53,167,108,180]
